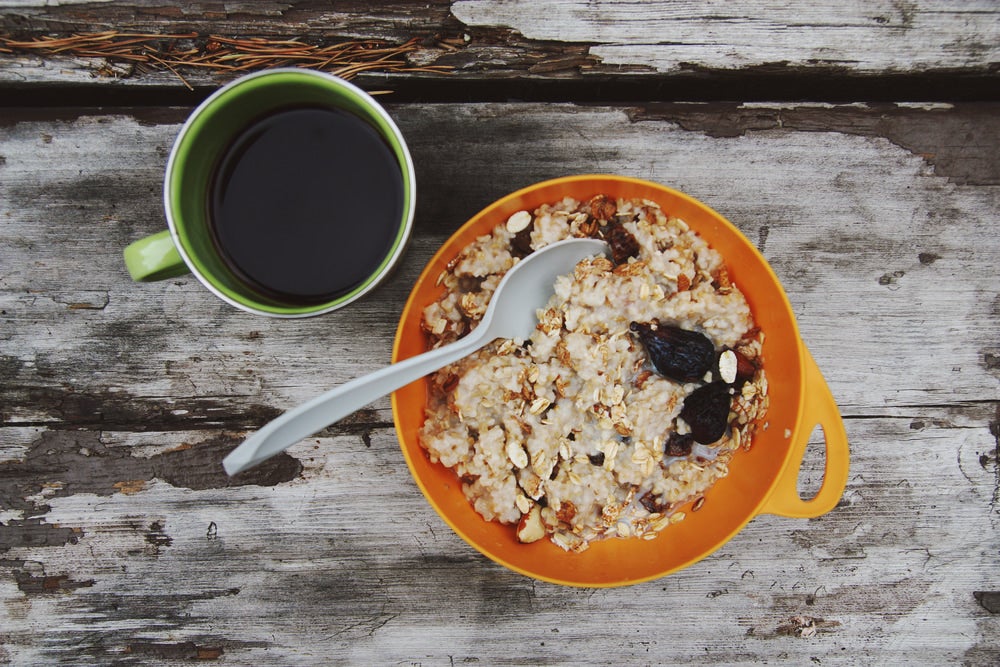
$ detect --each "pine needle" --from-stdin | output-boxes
[0,31,453,86]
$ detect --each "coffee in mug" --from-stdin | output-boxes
[123,69,415,317]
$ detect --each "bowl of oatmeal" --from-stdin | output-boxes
[391,175,848,587]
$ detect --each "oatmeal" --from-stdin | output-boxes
[419,195,769,552]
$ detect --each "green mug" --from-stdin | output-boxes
[123,68,416,317]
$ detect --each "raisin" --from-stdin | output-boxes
[604,223,640,265]
[457,275,484,292]
[679,382,732,444]
[510,223,534,258]
[665,432,694,457]
[440,373,460,394]
[588,452,605,466]
[629,321,715,383]
[639,492,666,513]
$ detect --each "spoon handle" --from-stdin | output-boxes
[222,328,491,476]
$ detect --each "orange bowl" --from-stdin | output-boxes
[391,175,849,587]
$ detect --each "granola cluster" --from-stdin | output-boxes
[419,196,768,552]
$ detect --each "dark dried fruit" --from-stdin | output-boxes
[588,452,605,466]
[639,492,666,513]
[440,372,460,394]
[511,223,534,258]
[629,321,715,383]
[679,382,733,444]
[664,432,694,457]
[604,223,640,265]
[733,349,757,384]
[457,275,485,292]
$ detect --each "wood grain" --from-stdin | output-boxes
[1,0,998,97]
[1,101,998,664]
[454,0,1000,72]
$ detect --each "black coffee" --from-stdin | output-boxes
[208,106,404,304]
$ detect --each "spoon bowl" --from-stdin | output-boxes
[222,237,609,476]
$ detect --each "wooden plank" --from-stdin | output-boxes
[454,0,1000,72]
[0,0,998,92]
[1,102,998,664]
[2,103,996,416]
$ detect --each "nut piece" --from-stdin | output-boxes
[516,504,546,543]
[718,349,738,384]
[506,210,532,234]
[587,194,617,222]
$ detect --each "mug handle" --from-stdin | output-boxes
[123,230,190,281]
[758,347,850,518]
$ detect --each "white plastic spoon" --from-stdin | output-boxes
[223,237,609,475]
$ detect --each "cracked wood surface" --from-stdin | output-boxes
[1,99,998,664]
[1,1,998,664]
[0,1,998,94]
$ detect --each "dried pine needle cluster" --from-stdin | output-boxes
[0,31,454,89]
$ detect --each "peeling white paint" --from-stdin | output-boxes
[453,0,1000,72]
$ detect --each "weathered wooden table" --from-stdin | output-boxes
[1,2,998,664]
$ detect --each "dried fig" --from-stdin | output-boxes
[629,321,715,383]
[679,382,732,444]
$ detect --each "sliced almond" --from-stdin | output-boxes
[718,349,738,384]
[506,210,532,234]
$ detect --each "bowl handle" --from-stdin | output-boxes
[758,348,850,518]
